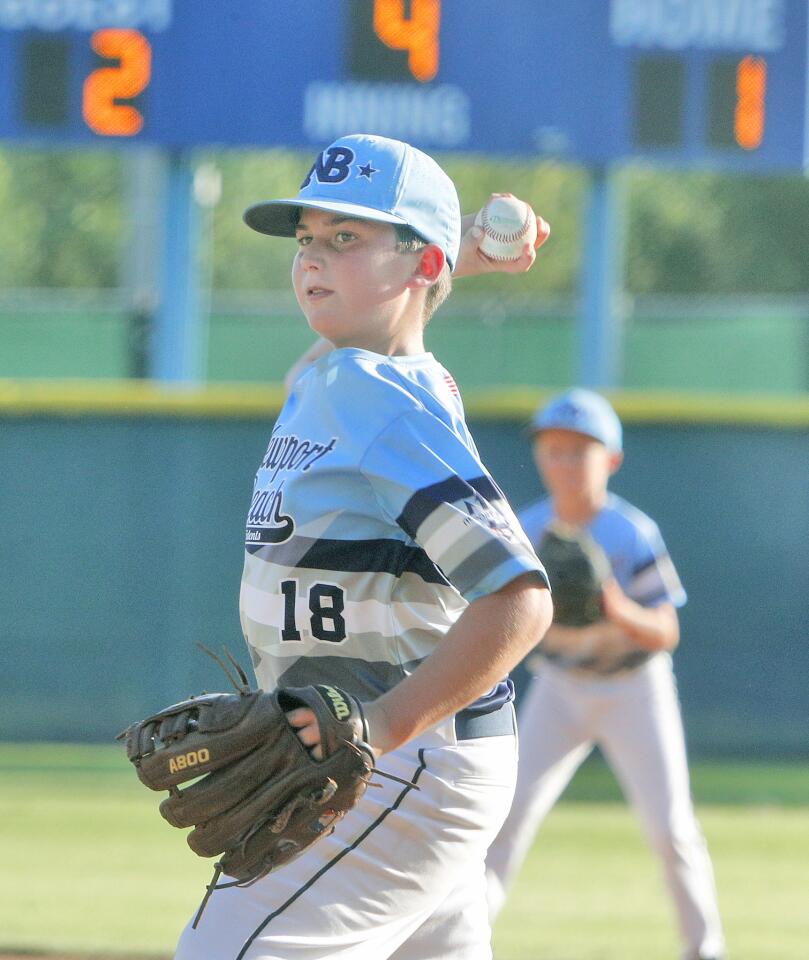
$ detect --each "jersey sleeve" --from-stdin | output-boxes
[627,519,687,609]
[517,498,552,547]
[360,410,548,603]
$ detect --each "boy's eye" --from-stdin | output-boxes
[334,231,356,244]
[296,235,312,246]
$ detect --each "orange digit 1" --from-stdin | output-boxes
[373,0,440,83]
[83,29,151,136]
[735,55,766,150]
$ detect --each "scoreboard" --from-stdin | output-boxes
[0,0,807,170]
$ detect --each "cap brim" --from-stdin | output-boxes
[532,422,619,450]
[243,198,410,237]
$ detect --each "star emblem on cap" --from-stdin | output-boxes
[356,161,379,180]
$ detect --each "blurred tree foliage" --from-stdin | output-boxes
[1,146,808,295]
[0,148,123,288]
[624,166,809,294]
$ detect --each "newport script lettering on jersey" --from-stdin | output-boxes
[246,431,339,546]
[259,433,338,484]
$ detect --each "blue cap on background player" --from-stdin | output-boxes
[532,389,623,452]
[243,133,462,269]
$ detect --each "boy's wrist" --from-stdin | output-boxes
[360,699,399,759]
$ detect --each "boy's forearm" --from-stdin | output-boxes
[542,621,619,655]
[284,337,333,392]
[605,599,680,652]
[363,574,552,756]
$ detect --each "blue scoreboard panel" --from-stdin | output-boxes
[0,0,807,171]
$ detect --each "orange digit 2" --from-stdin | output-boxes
[83,29,151,136]
[373,0,440,83]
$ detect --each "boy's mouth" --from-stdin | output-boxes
[306,286,333,300]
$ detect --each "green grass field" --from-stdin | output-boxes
[1,743,806,959]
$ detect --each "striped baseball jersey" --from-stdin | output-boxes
[520,493,687,675]
[240,347,547,720]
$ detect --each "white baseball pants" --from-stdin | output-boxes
[175,731,517,960]
[485,654,725,960]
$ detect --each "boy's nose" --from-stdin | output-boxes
[298,245,323,269]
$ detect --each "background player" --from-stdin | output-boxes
[174,133,553,959]
[485,388,726,960]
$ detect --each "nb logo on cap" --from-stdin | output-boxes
[301,146,356,189]
[556,401,584,423]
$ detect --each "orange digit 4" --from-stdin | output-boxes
[373,0,440,83]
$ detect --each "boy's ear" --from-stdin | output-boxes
[608,451,624,475]
[408,244,445,287]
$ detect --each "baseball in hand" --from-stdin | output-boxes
[474,196,538,261]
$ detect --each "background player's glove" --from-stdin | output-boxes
[538,522,613,626]
[118,652,374,921]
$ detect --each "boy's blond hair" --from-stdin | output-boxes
[394,225,453,323]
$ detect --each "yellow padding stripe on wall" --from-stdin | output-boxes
[463,387,809,428]
[0,380,286,418]
[0,379,808,428]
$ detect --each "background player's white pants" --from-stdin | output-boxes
[485,655,725,960]
[175,732,517,960]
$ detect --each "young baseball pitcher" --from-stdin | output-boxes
[485,389,726,960]
[174,133,553,959]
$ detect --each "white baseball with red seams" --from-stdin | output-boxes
[474,196,537,261]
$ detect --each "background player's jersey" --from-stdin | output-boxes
[520,493,686,675]
[240,347,547,720]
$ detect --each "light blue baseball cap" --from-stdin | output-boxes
[531,388,623,452]
[244,133,462,269]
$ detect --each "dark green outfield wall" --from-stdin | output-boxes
[1,399,807,757]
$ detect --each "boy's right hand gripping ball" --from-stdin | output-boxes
[474,196,538,261]
[538,522,613,626]
[118,683,374,883]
